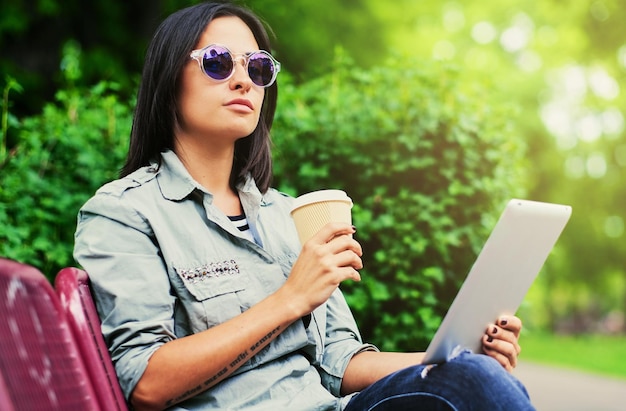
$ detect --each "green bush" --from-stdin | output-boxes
[0,75,131,278]
[1,47,526,351]
[272,51,526,350]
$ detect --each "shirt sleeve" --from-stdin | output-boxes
[317,288,379,396]
[73,189,176,400]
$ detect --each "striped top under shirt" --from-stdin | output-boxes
[228,214,256,242]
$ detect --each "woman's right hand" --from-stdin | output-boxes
[281,222,363,317]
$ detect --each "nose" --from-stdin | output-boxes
[233,54,247,67]
[229,56,252,90]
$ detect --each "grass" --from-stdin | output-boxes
[519,332,626,380]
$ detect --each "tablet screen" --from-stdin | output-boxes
[422,199,572,364]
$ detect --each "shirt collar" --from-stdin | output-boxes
[155,149,270,207]
[156,150,203,201]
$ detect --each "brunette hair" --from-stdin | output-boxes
[121,1,277,193]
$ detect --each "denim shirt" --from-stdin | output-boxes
[74,150,377,410]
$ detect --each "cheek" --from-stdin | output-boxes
[178,64,213,109]
[177,84,216,123]
[254,90,266,118]
[176,76,193,117]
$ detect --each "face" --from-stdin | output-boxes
[175,16,265,149]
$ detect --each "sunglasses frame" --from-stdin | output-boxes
[190,44,281,88]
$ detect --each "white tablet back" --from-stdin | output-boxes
[423,199,572,364]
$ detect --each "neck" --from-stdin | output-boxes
[174,138,243,216]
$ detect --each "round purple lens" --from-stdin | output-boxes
[202,46,233,80]
[248,53,275,87]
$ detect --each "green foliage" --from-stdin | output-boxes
[1,0,387,117]
[245,0,386,79]
[272,51,526,350]
[366,0,626,331]
[1,42,526,350]
[0,0,623,353]
[0,65,131,278]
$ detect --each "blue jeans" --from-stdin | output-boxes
[344,352,535,411]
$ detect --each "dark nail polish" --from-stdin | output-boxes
[487,335,493,343]
[492,327,498,334]
[500,318,508,326]
[351,225,357,232]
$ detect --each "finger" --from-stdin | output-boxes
[339,266,361,282]
[325,234,363,257]
[309,222,356,244]
[486,323,521,355]
[311,242,363,278]
[314,256,362,284]
[483,342,516,371]
[483,334,518,369]
[482,344,515,372]
[497,315,523,338]
[484,331,519,359]
[332,249,363,271]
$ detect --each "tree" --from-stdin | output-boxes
[366,0,626,331]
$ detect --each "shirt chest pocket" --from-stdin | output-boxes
[174,260,248,329]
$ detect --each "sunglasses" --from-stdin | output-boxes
[190,44,281,88]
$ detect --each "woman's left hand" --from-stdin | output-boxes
[482,315,522,372]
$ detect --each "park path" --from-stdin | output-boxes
[513,361,626,410]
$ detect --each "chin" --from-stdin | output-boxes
[231,122,259,138]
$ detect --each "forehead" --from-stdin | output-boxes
[197,16,259,52]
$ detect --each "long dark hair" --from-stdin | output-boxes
[121,1,277,193]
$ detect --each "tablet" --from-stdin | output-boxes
[422,199,572,364]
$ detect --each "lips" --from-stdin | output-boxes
[225,98,254,111]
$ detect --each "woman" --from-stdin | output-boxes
[74,2,535,410]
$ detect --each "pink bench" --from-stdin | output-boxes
[0,258,128,410]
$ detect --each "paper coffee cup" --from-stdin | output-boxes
[290,189,353,244]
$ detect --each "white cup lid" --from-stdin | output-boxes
[290,189,352,213]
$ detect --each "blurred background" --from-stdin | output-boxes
[1,0,625,376]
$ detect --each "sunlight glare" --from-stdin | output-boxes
[576,113,603,143]
[433,40,456,60]
[565,156,586,179]
[472,21,497,44]
[604,216,624,239]
[540,102,576,149]
[517,50,542,72]
[442,3,465,33]
[602,108,625,137]
[500,26,527,53]
[588,68,620,100]
[563,66,589,101]
[500,13,534,53]
[586,153,607,178]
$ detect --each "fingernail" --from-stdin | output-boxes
[351,225,357,232]
[487,335,493,343]
[500,318,508,326]
[492,327,498,334]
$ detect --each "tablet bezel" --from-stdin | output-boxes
[422,199,572,364]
